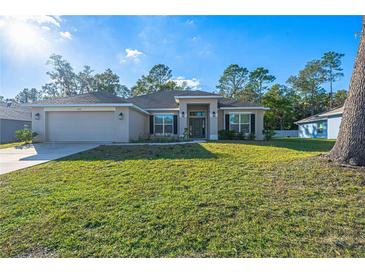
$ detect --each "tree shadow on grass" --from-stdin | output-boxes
[215,138,335,152]
[57,143,217,162]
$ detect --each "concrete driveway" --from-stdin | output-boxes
[0,143,99,175]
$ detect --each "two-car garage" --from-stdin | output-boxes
[46,111,115,142]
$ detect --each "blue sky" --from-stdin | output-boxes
[0,15,362,98]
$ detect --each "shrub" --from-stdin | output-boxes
[183,128,190,140]
[248,132,256,140]
[262,129,276,141]
[218,130,248,140]
[15,129,38,144]
[235,131,246,140]
[219,129,235,140]
[137,135,184,143]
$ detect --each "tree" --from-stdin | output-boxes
[0,96,4,102]
[131,76,150,96]
[132,64,175,96]
[148,64,172,89]
[262,84,296,130]
[41,83,60,99]
[332,89,347,108]
[236,85,259,103]
[321,51,345,108]
[117,85,132,98]
[15,88,40,103]
[248,67,276,102]
[328,16,365,166]
[46,54,78,97]
[216,64,249,98]
[94,69,131,97]
[77,65,96,94]
[286,60,327,116]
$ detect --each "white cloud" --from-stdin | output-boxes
[185,19,195,26]
[0,16,61,28]
[41,26,51,32]
[26,15,61,28]
[173,76,200,90]
[60,31,72,40]
[119,48,144,63]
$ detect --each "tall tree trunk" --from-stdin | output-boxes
[328,16,365,166]
[329,74,333,109]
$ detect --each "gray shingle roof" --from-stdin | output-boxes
[126,90,221,109]
[30,90,267,110]
[218,98,265,108]
[0,103,32,121]
[32,92,128,105]
[295,106,344,124]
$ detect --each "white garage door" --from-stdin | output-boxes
[47,111,114,142]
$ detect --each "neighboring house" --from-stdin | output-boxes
[295,106,343,139]
[30,90,268,143]
[0,102,32,144]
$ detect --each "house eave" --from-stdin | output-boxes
[174,95,223,103]
[295,118,328,125]
[31,103,150,115]
[219,107,270,110]
[145,108,180,111]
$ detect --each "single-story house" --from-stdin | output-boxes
[295,106,343,139]
[0,102,32,144]
[31,90,268,143]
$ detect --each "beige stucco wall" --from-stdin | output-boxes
[31,103,266,142]
[220,109,265,140]
[128,108,149,141]
[112,107,130,142]
[31,107,46,142]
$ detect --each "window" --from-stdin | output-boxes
[317,122,324,134]
[154,114,174,135]
[189,111,205,117]
[229,113,250,133]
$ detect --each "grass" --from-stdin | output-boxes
[0,141,25,149]
[1,139,365,257]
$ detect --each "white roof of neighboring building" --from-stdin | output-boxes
[295,106,344,124]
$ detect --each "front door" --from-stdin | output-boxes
[189,118,205,138]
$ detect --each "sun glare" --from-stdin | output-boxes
[0,18,50,59]
[7,22,41,47]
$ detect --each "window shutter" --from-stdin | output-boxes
[250,114,256,133]
[150,115,154,134]
[173,115,178,134]
[225,114,230,130]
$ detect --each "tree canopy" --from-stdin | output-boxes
[247,67,276,102]
[262,84,296,130]
[15,88,41,103]
[321,51,345,108]
[131,64,183,96]
[216,64,249,98]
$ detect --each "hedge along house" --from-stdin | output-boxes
[295,106,343,139]
[31,90,268,143]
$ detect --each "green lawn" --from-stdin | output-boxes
[1,139,365,257]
